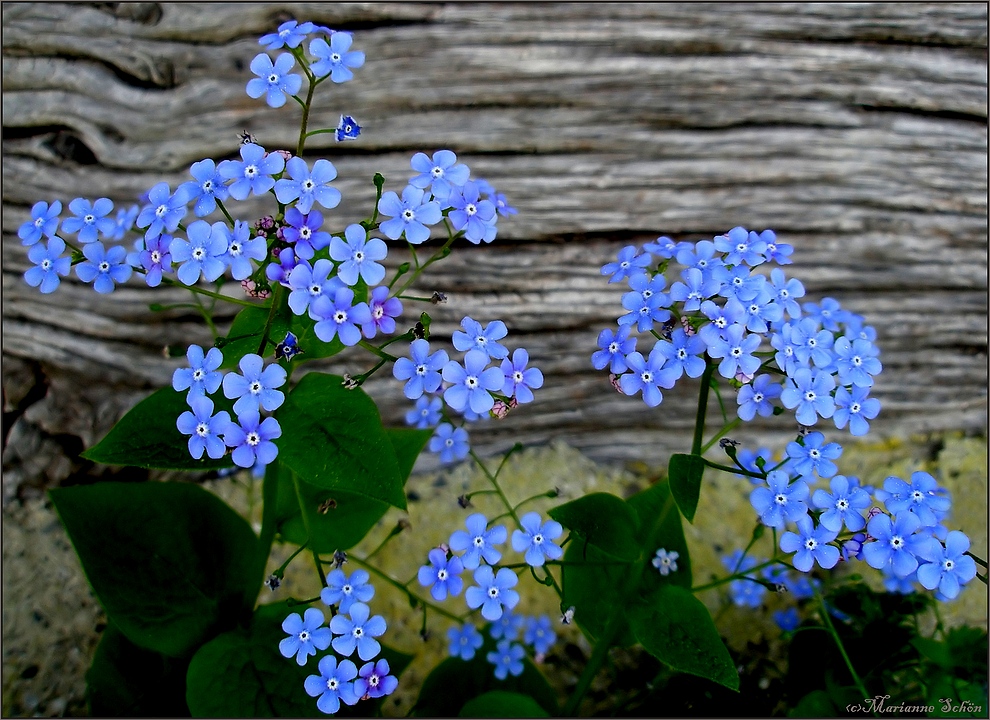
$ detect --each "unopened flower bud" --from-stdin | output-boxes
[735,369,755,384]
[332,550,347,569]
[457,494,471,508]
[273,149,293,162]
[264,574,281,591]
[609,373,623,394]
[431,291,448,304]
[256,215,276,231]
[342,374,359,390]
[238,130,257,145]
[560,606,575,625]
[490,400,510,419]
[680,316,696,336]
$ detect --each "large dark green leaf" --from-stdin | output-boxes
[459,691,550,718]
[548,492,639,561]
[630,584,738,691]
[559,539,635,647]
[81,386,234,471]
[220,305,292,370]
[667,453,705,523]
[275,373,406,510]
[625,480,692,590]
[385,427,433,482]
[50,482,258,657]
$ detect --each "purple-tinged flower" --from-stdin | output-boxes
[378,186,442,245]
[329,224,387,286]
[275,157,341,214]
[487,640,525,680]
[304,655,359,714]
[842,532,866,562]
[812,475,871,533]
[322,569,375,614]
[176,395,231,460]
[523,615,557,655]
[246,52,302,108]
[329,602,387,661]
[759,230,793,264]
[602,245,651,284]
[18,200,61,245]
[669,267,720,311]
[130,233,173,287]
[216,221,266,281]
[222,353,287,415]
[409,150,470,201]
[832,385,880,436]
[832,336,882,388]
[75,242,132,293]
[23,237,71,294]
[651,548,679,576]
[362,286,402,338]
[266,247,299,287]
[394,339,448,399]
[219,143,285,201]
[287,259,342,317]
[619,346,671,407]
[223,411,281,468]
[466,566,519,621]
[282,208,332,260]
[418,548,464,601]
[137,182,188,240]
[511,512,563,567]
[500,348,543,403]
[768,268,804,318]
[862,512,939,578]
[335,114,362,142]
[916,530,978,600]
[406,395,442,429]
[736,374,782,421]
[676,240,724,283]
[449,513,507,569]
[448,181,496,243]
[452,317,509,360]
[706,323,762,380]
[785,432,842,479]
[172,344,224,399]
[780,515,840,572]
[311,287,373,346]
[876,472,951,528]
[355,659,398,700]
[259,20,315,50]
[714,225,766,267]
[62,197,115,243]
[592,325,637,373]
[169,221,228,285]
[781,367,836,426]
[654,328,706,385]
[447,623,484,660]
[279,607,331,666]
[310,32,364,83]
[442,350,506,415]
[750,470,810,530]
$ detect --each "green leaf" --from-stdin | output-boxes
[548,492,640,561]
[81,386,234,471]
[275,373,406,510]
[667,453,705,523]
[459,691,550,718]
[630,584,738,691]
[289,311,345,361]
[560,538,635,647]
[626,480,692,589]
[220,305,291,369]
[86,622,191,717]
[50,482,258,657]
[386,427,433,482]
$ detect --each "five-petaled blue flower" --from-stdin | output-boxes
[785,432,842,480]
[322,568,375,614]
[832,336,882,388]
[362,286,403,338]
[224,411,281,468]
[279,607,331,666]
[329,601,387,661]
[406,395,442,429]
[768,268,804,318]
[601,245,651,284]
[812,475,872,533]
[336,114,362,142]
[706,323,762,380]
[651,548,679,576]
[330,224,387,286]
[618,346,671,408]
[779,515,840,572]
[449,513,506,569]
[393,339,448,399]
[592,325,637,373]
[137,182,188,239]
[259,19,315,50]
[246,52,302,108]
[131,233,173,287]
[489,610,525,641]
[304,655,358,715]
[749,470,810,530]
[447,623,484,660]
[355,658,398,700]
[466,565,520,621]
[429,423,470,464]
[452,317,509,360]
[916,530,978,600]
[377,186,442,245]
[654,328,706,385]
[18,200,61,246]
[282,207,332,260]
[62,197,115,243]
[75,242,132,293]
[669,267,720,311]
[172,344,224,400]
[832,384,881,436]
[219,143,285,201]
[217,220,267,281]
[714,225,766,266]
[448,180,496,244]
[736,374,782,421]
[442,350,506,415]
[862,512,939,579]
[780,367,836,427]
[310,32,365,83]
[176,395,231,460]
[23,237,71,294]
[500,348,543,403]
[877,471,951,528]
[170,220,228,285]
[275,157,341,214]
[311,287,373,346]
[222,353,287,415]
[409,149,470,202]
[418,547,464,601]
[287,259,342,317]
[487,639,526,680]
[523,615,557,655]
[511,512,563,567]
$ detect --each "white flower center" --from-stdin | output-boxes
[41,259,52,270]
[488,586,499,599]
[84,214,95,224]
[850,402,861,413]
[465,375,478,389]
[300,227,312,239]
[352,626,364,638]
[431,166,444,178]
[608,342,619,353]
[804,390,816,402]
[342,584,352,595]
[775,493,787,506]
[195,422,209,437]
[334,310,348,324]
[890,535,904,550]
[151,250,162,263]
[193,369,205,381]
[309,284,322,296]
[303,180,315,191]
[244,165,258,178]
[155,204,167,218]
[250,381,262,395]
[465,203,477,216]
[437,569,448,580]
[473,536,484,548]
[533,533,544,545]
[98,261,110,272]
[354,250,365,262]
[402,209,415,221]
[299,630,310,641]
[246,431,260,446]
[203,180,213,191]
[268,73,279,83]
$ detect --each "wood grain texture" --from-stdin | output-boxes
[2,3,986,488]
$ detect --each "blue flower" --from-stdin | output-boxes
[714,226,766,266]
[832,385,880,436]
[378,186,442,244]
[789,318,835,369]
[219,143,285,201]
[592,325,637,373]
[644,236,690,258]
[170,220,228,284]
[862,512,939,578]
[311,288,372,346]
[882,565,917,594]
[217,221,266,281]
[487,640,525,680]
[523,615,557,655]
[274,331,303,361]
[75,242,132,293]
[722,551,766,608]
[916,530,978,600]
[246,52,302,108]
[832,336,882,388]
[418,547,464,600]
[310,32,365,83]
[877,471,951,528]
[619,282,671,332]
[329,601,387,661]
[362,286,403,338]
[393,339,448,399]
[329,224,387,286]
[279,607,331,666]
[770,321,803,377]
[785,432,842,479]
[62,197,115,243]
[409,149,470,202]
[222,353,287,415]
[749,470,809,530]
[176,395,231,460]
[259,20,315,50]
[282,208,333,260]
[619,345,671,407]
[759,229,793,264]
[697,297,745,349]
[322,569,375,614]
[706,323,762,380]
[304,655,359,714]
[740,286,783,334]
[448,181,496,244]
[803,297,848,332]
[768,268,804,318]
[23,237,71,294]
[773,607,801,632]
[110,204,139,241]
[449,513,507,569]
[511,512,563,567]
[452,317,509,360]
[669,267,720,311]
[136,182,188,240]
[429,423,470,464]
[130,233,173,287]
[736,374,782,421]
[466,566,520,621]
[224,411,281,468]
[734,446,775,483]
[654,328,706,385]
[275,157,341,214]
[447,623,484,660]
[812,475,872,532]
[675,240,724,283]
[489,610,525,641]
[780,367,836,427]
[780,515,840,572]
[287,259,342,317]
[336,114,362,142]
[500,348,543,404]
[179,160,230,218]
[712,264,763,303]
[651,548,679,576]
[172,344,224,400]
[442,350,506,415]
[406,395,442,428]
[18,200,61,246]
[266,247,299,286]
[601,245,651,284]
[355,658,398,700]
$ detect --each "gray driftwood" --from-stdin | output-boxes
[2,3,987,495]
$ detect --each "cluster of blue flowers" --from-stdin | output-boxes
[278,568,397,713]
[594,229,882,436]
[396,317,544,464]
[447,610,558,680]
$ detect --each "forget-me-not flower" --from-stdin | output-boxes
[287,259,341,317]
[322,568,375,614]
[362,286,403,338]
[259,20,315,50]
[355,659,397,700]
[466,566,519,621]
[812,475,872,532]
[877,471,951,528]
[279,607,331,666]
[429,423,470,464]
[619,346,671,408]
[282,208,332,260]
[304,655,358,714]
[406,395,442,429]
[310,32,364,83]
[217,221,266,281]
[275,157,341,214]
[779,515,840,572]
[223,411,281,468]
[832,385,880,436]
[487,640,525,680]
[246,52,302,108]
[781,367,836,427]
[785,432,842,479]
[219,143,285,201]
[176,395,230,460]
[651,548,679,576]
[409,149,470,202]
[23,237,71,294]
[449,513,506,569]
[448,181,496,243]
[311,288,373,346]
[329,601,387,661]
[393,339,448,399]
[750,470,809,530]
[452,317,509,360]
[736,374,782,421]
[592,325,637,373]
[511,512,563,567]
[442,350,506,415]
[172,344,224,400]
[862,511,939,578]
[523,615,557,655]
[916,530,978,600]
[18,200,61,245]
[62,197,115,243]
[136,182,188,239]
[222,353,287,415]
[500,348,543,404]
[602,245,651,284]
[329,224,387,286]
[378,186,442,244]
[418,548,464,601]
[447,623,484,660]
[170,220,229,285]
[75,242,132,293]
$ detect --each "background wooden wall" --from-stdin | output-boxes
[2,3,987,494]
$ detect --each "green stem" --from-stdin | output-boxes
[257,284,285,356]
[295,70,318,157]
[254,462,281,597]
[291,468,326,588]
[813,585,872,705]
[692,359,716,455]
[701,417,742,454]
[690,558,784,593]
[469,450,520,527]
[347,554,463,623]
[160,277,263,309]
[392,233,459,299]
[702,457,764,480]
[215,198,236,227]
